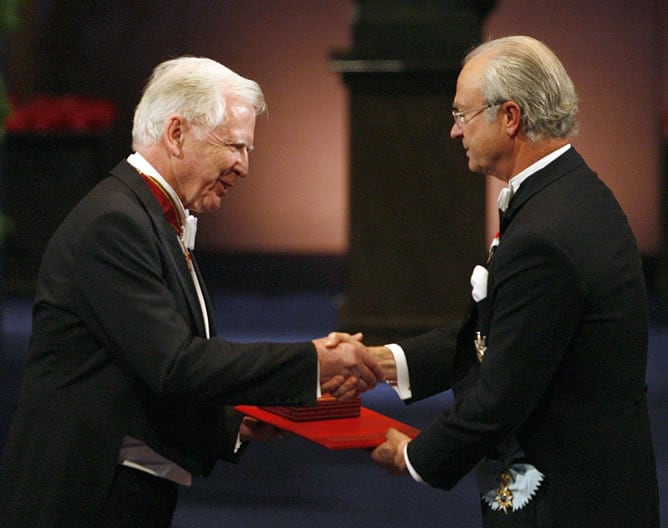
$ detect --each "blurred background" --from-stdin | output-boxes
[1,1,666,526]
[1,0,666,305]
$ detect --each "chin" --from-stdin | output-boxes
[202,197,224,213]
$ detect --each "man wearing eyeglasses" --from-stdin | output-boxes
[334,35,660,527]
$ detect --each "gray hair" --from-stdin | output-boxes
[465,36,579,142]
[132,56,266,147]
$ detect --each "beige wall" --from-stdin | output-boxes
[195,2,353,254]
[194,0,665,256]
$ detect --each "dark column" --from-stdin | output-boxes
[3,133,116,294]
[332,0,496,342]
[660,123,668,307]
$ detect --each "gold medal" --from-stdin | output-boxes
[495,472,513,513]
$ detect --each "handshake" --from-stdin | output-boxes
[242,332,410,476]
[240,332,393,442]
[312,332,397,401]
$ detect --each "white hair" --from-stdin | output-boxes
[466,36,579,142]
[132,56,266,147]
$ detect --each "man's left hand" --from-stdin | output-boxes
[370,427,411,476]
[239,417,289,442]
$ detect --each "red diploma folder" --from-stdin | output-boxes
[235,405,420,450]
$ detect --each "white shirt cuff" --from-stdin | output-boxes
[384,343,412,399]
[404,443,426,484]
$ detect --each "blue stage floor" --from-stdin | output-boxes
[2,291,666,527]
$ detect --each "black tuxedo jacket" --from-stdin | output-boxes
[0,160,319,527]
[398,148,659,526]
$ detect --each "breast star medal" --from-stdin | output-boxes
[474,332,487,363]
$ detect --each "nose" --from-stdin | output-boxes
[235,155,249,178]
[450,122,463,139]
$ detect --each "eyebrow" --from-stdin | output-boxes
[227,139,254,151]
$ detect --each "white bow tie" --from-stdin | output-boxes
[183,212,198,250]
[497,186,514,212]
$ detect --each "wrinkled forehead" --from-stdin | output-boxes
[219,98,256,137]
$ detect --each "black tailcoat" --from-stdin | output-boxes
[0,161,319,526]
[398,148,660,526]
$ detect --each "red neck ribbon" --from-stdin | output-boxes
[139,173,183,236]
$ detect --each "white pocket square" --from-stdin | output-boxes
[470,265,489,302]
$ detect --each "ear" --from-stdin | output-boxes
[501,101,522,138]
[164,114,186,157]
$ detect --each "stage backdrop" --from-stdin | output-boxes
[5,0,666,257]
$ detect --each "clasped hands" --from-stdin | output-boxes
[315,331,411,477]
[239,331,382,444]
[241,331,411,476]
[313,331,385,400]
[239,331,381,444]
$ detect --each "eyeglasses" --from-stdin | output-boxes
[451,101,504,129]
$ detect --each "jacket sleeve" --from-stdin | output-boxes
[407,233,584,490]
[397,321,461,402]
[72,193,318,408]
[214,407,246,463]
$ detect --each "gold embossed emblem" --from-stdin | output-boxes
[495,472,514,513]
[474,332,487,363]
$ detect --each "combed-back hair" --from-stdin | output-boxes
[466,36,579,142]
[132,56,266,147]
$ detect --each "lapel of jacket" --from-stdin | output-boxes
[189,252,218,337]
[501,147,585,234]
[464,148,585,366]
[109,160,211,337]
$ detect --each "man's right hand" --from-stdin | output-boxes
[312,334,384,400]
[323,332,398,385]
